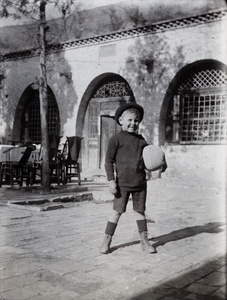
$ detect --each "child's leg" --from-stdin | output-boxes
[109,210,122,223]
[100,189,129,254]
[134,210,146,220]
[100,210,122,254]
[132,190,156,253]
[134,211,155,253]
[104,210,122,237]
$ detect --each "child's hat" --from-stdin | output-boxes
[115,103,144,125]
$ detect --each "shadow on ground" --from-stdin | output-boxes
[151,222,225,251]
[129,254,227,300]
[110,222,225,253]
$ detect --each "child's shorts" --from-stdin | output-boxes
[113,185,147,214]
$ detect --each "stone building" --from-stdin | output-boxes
[0,1,226,186]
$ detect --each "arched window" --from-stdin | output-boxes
[21,87,60,144]
[166,65,227,144]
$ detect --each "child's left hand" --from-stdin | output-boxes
[161,157,167,173]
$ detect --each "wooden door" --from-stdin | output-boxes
[100,115,121,169]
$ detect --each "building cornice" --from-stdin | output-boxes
[1,9,226,62]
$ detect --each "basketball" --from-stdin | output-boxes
[143,145,165,171]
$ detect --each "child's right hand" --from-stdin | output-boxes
[109,180,118,195]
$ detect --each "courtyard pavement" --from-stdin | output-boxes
[0,177,226,300]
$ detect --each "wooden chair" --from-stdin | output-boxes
[0,145,35,187]
[31,135,62,185]
[49,135,62,185]
[61,136,83,185]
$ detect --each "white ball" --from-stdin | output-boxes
[143,145,164,171]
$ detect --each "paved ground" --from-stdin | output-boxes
[0,177,226,300]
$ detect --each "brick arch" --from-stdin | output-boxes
[75,73,135,137]
[76,73,136,175]
[12,84,59,144]
[159,59,227,145]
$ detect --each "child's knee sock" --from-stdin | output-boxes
[136,219,156,253]
[100,221,117,254]
[136,219,147,233]
[105,221,117,236]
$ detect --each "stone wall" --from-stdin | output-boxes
[0,6,226,186]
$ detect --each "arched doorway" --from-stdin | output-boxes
[80,75,135,177]
[12,84,60,144]
[160,60,227,145]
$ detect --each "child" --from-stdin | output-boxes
[100,102,167,254]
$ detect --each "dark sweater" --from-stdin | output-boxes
[105,131,148,190]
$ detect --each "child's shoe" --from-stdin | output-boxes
[139,231,156,253]
[100,234,112,254]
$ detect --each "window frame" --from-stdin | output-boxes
[170,87,227,145]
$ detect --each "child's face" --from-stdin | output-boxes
[119,111,139,133]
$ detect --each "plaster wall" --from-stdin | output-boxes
[0,16,226,186]
[1,17,226,141]
[161,144,227,190]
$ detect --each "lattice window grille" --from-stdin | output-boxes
[180,93,227,143]
[28,106,41,142]
[26,92,59,143]
[93,81,131,98]
[179,69,227,90]
[47,104,59,135]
